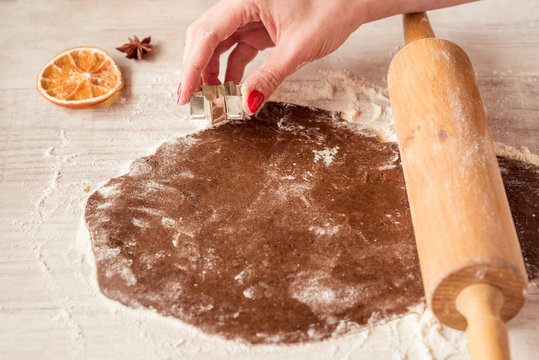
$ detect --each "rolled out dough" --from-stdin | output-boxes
[85,102,538,344]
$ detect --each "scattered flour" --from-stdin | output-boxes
[494,141,539,166]
[272,70,397,142]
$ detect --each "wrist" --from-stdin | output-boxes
[359,0,475,24]
[359,0,407,24]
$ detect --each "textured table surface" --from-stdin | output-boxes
[1,0,538,359]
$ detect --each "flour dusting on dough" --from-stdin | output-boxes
[289,270,362,317]
[313,146,339,166]
[84,103,428,344]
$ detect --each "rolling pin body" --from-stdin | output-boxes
[387,12,528,360]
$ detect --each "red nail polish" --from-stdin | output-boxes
[176,83,182,104]
[247,90,264,114]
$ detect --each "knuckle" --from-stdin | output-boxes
[258,67,283,90]
[191,61,205,74]
[187,21,213,41]
[186,23,197,38]
[203,29,220,48]
[230,50,249,65]
[203,68,219,78]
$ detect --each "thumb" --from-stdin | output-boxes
[241,42,306,115]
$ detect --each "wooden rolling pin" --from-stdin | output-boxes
[387,12,529,360]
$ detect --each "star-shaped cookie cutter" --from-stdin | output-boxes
[189,82,244,125]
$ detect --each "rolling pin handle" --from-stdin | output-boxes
[456,284,511,360]
[404,12,436,45]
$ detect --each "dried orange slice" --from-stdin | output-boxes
[37,47,123,108]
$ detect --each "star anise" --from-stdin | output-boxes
[117,36,152,60]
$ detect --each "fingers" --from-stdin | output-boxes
[241,41,308,114]
[178,0,256,104]
[201,37,237,86]
[224,24,274,83]
[224,43,258,84]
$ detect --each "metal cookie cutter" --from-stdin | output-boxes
[189,82,244,125]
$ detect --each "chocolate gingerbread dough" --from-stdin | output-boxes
[85,102,538,344]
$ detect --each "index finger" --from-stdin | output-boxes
[178,0,257,104]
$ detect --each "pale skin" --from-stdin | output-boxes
[177,0,474,114]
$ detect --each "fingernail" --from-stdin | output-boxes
[247,90,264,114]
[176,83,182,104]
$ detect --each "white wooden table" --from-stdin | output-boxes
[1,1,538,359]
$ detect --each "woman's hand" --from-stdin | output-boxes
[177,0,472,114]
